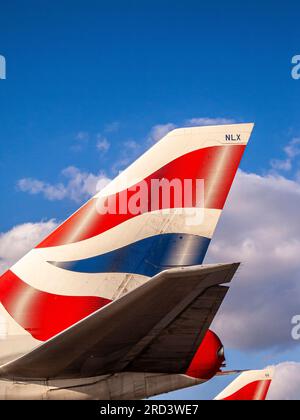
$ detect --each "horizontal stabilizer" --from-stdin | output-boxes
[0,263,239,381]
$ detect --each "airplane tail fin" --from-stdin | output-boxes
[214,368,274,401]
[0,123,254,345]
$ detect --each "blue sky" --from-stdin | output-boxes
[0,0,300,399]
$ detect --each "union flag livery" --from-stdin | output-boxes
[0,123,266,401]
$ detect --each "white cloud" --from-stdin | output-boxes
[18,178,67,201]
[208,170,300,351]
[123,140,140,150]
[149,123,177,143]
[18,167,111,203]
[104,121,120,133]
[186,117,236,127]
[270,158,292,171]
[285,138,300,159]
[271,137,300,172]
[268,362,300,400]
[0,220,58,275]
[111,140,145,174]
[71,131,90,152]
[75,131,89,142]
[61,166,111,201]
[96,136,110,153]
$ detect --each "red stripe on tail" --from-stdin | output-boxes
[0,271,111,341]
[222,380,272,401]
[38,145,245,248]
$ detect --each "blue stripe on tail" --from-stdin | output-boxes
[49,233,211,278]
